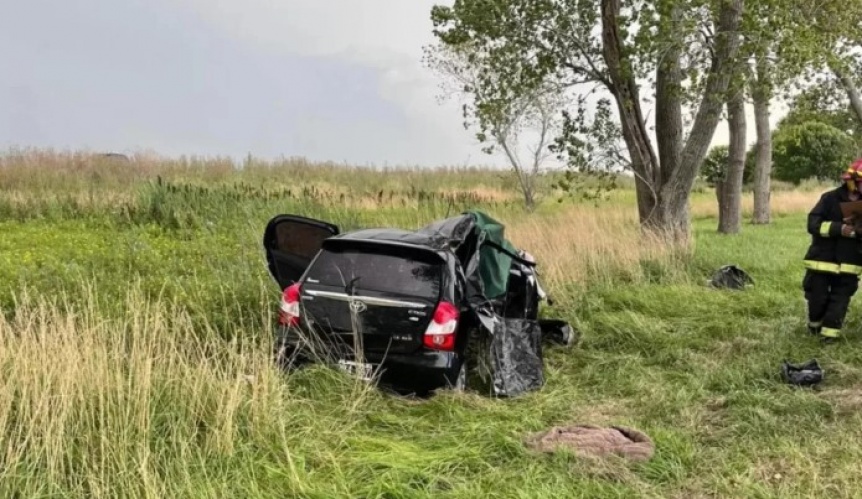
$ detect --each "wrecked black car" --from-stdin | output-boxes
[263,210,574,397]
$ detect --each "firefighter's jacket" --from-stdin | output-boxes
[805,185,862,275]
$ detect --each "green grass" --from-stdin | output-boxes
[2,152,862,497]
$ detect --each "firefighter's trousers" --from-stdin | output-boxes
[803,270,859,338]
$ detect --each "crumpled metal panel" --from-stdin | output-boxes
[488,316,544,397]
[416,213,477,250]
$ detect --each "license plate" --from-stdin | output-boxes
[337,360,374,381]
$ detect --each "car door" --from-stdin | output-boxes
[263,215,340,289]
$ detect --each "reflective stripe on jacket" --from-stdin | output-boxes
[804,185,862,274]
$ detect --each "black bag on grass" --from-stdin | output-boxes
[782,359,824,387]
[707,265,754,290]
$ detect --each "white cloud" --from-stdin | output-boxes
[179,0,438,59]
[177,0,489,166]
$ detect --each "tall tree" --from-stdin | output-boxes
[737,0,810,225]
[423,44,563,211]
[715,17,749,235]
[750,55,772,224]
[789,1,862,128]
[431,0,745,243]
[718,82,747,234]
[724,0,861,225]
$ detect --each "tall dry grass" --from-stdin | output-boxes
[0,148,517,192]
[506,205,677,292]
[690,189,822,219]
[502,189,821,296]
[0,290,381,497]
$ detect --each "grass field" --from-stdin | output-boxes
[3,150,862,498]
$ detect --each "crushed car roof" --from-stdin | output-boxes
[327,228,453,251]
[327,213,479,252]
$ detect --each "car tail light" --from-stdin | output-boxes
[423,301,459,351]
[278,283,301,327]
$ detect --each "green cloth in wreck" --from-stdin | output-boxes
[465,210,518,299]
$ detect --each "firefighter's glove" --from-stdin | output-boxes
[842,224,857,238]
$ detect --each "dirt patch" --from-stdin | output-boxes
[525,425,655,462]
[753,457,795,486]
[701,396,731,434]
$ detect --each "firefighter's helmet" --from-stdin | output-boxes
[842,158,862,191]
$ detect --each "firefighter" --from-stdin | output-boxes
[803,159,862,343]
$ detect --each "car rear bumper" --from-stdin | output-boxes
[274,326,463,393]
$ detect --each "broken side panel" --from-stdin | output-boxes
[489,317,545,397]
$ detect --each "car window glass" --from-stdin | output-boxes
[306,246,442,299]
[274,221,332,260]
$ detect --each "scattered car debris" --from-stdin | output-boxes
[525,425,655,462]
[539,319,579,348]
[782,359,824,387]
[263,210,574,397]
[707,264,754,290]
[488,316,544,397]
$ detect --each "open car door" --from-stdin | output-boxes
[263,215,340,289]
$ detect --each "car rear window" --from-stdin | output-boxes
[305,244,443,299]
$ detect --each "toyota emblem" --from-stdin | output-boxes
[349,299,367,313]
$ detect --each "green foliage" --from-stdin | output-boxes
[780,87,862,152]
[744,146,757,185]
[772,121,858,184]
[702,145,755,186]
[701,145,730,186]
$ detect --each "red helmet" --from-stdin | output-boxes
[841,158,862,181]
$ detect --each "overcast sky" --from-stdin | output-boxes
[0,0,784,167]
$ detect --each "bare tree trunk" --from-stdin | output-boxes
[651,188,692,244]
[601,0,744,242]
[601,0,660,211]
[634,174,658,226]
[655,5,683,185]
[601,0,743,242]
[751,66,772,224]
[662,0,745,209]
[715,179,725,207]
[834,66,862,126]
[655,0,744,242]
[497,134,536,211]
[719,90,746,234]
[521,175,536,211]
